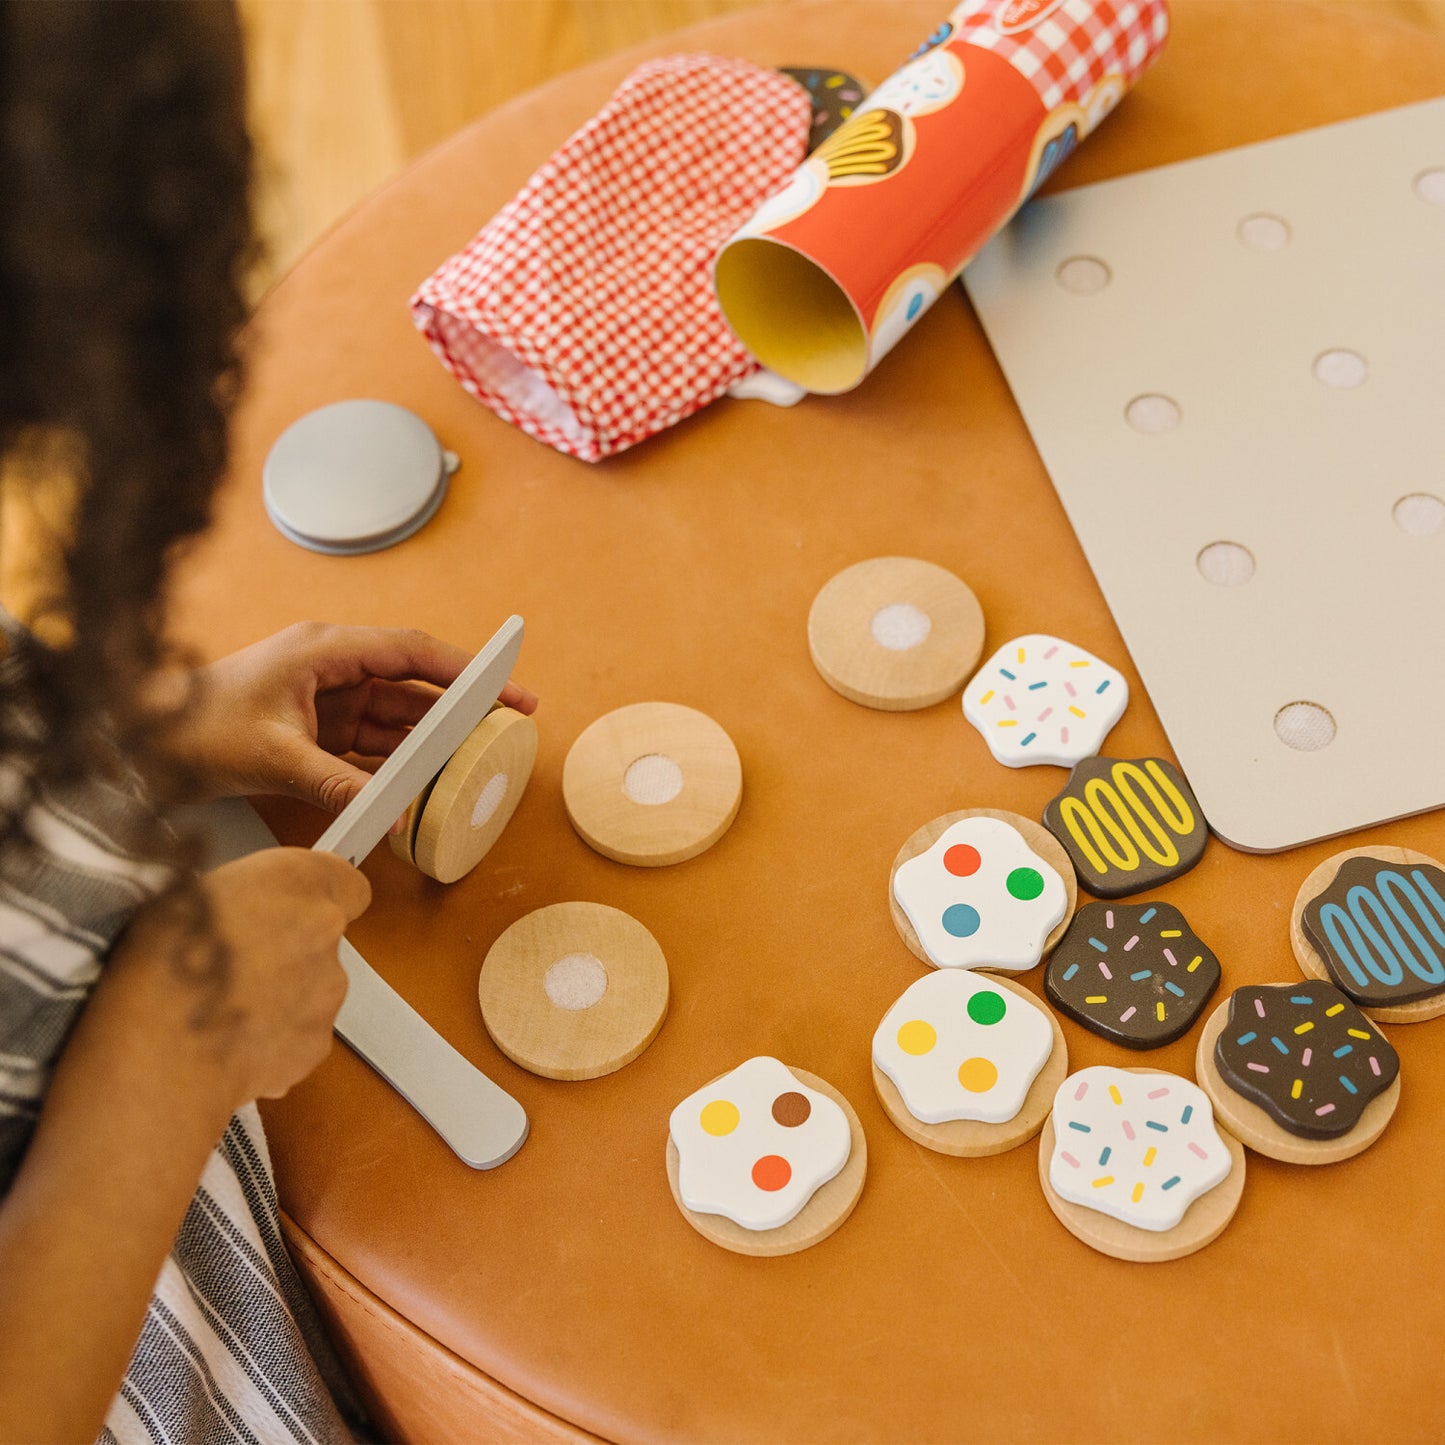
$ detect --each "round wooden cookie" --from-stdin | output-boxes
[807,556,985,711]
[1037,1068,1246,1263]
[666,1068,867,1257]
[889,809,1076,969]
[563,702,742,867]
[413,707,537,883]
[478,902,668,1081]
[1194,996,1398,1165]
[1291,845,1445,1024]
[872,974,1068,1156]
[386,785,432,867]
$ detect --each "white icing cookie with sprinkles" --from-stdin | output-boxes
[892,813,1069,971]
[667,1058,865,1255]
[962,634,1128,768]
[1040,1066,1245,1262]
[872,971,1067,1156]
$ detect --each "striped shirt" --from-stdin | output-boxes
[0,618,359,1444]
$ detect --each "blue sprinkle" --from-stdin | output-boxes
[1146,1120,1168,1132]
[1340,1076,1359,1095]
[1020,732,1037,746]
[905,293,925,320]
[1333,1044,1353,1059]
[1068,1121,1091,1133]
[1289,995,1314,1004]
[1063,963,1080,981]
[1162,1175,1181,1191]
[1028,680,1048,690]
[1089,938,1108,952]
[1130,969,1152,982]
[999,668,1017,681]
[1099,1147,1112,1166]
[1181,1105,1193,1124]
[1140,908,1157,924]
[1096,679,1112,694]
[1165,981,1186,998]
[1271,1036,1289,1055]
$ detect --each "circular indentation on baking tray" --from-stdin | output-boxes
[1313,349,1367,389]
[1273,701,1335,752]
[1055,256,1112,294]
[1196,541,1256,586]
[1393,492,1445,538]
[1237,212,1291,251]
[1125,394,1181,434]
[1414,167,1445,206]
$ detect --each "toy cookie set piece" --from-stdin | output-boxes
[1292,846,1445,1023]
[1043,756,1207,897]
[1040,1066,1245,1262]
[890,809,1074,970]
[667,1057,867,1256]
[390,706,537,883]
[1196,985,1400,1166]
[808,556,985,710]
[1046,902,1220,1049]
[479,902,668,1080]
[872,971,1067,1156]
[563,702,742,867]
[962,635,1128,768]
[714,0,1170,393]
[411,56,812,461]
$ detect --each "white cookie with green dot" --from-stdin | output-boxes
[874,970,1054,1125]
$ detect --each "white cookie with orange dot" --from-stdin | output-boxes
[892,815,1067,971]
[963,634,1128,767]
[873,970,1053,1125]
[668,1056,852,1232]
[1048,1066,1231,1232]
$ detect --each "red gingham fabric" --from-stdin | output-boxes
[410,55,812,463]
[950,1,1169,113]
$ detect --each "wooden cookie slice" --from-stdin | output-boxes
[1195,993,1399,1165]
[1291,845,1445,1023]
[666,1068,867,1257]
[479,902,668,1081]
[872,973,1067,1156]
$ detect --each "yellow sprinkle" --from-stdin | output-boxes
[1093,1176,1115,1188]
[1017,647,1027,664]
[1070,660,1091,668]
[1347,1029,1371,1040]
[1291,1079,1303,1099]
[1108,1085,1122,1105]
[1187,955,1202,972]
[1326,1004,1344,1016]
[1156,1001,1166,1021]
[1143,1147,1157,1167]
[998,719,1018,728]
[1294,1021,1314,1035]
[825,74,844,87]
[1160,930,1182,938]
[1086,994,1107,1004]
[1064,706,1083,718]
[980,689,995,704]
[839,105,853,118]
[1131,1182,1145,1204]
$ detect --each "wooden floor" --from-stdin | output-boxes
[238,0,1445,289]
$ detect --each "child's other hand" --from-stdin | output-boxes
[166,622,537,817]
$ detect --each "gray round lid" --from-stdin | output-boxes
[263,399,458,555]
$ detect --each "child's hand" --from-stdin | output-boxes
[165,622,537,818]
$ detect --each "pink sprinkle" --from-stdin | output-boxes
[1105,910,1114,929]
[1124,935,1140,951]
[1255,998,1266,1019]
[1064,681,1078,698]
[1301,1048,1312,1066]
[1188,1142,1208,1159]
[1163,948,1179,968]
[1099,962,1113,979]
[1370,1056,1382,1076]
[1316,1103,1336,1117]
[1036,707,1053,722]
[1119,1006,1136,1022]
[1247,1062,1270,1073]
[1122,1121,1136,1141]
[1044,646,1059,660]
[1075,1081,1089,1101]
[1147,1088,1170,1099]
[1060,1151,1081,1168]
[1060,727,1070,744]
[1004,694,1017,710]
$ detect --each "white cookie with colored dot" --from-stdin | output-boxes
[668,1056,852,1232]
[962,634,1128,767]
[1047,1066,1231,1232]
[873,970,1053,1125]
[892,815,1068,971]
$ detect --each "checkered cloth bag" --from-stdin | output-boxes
[411,55,812,463]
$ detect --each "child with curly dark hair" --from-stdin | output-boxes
[0,4,532,1438]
